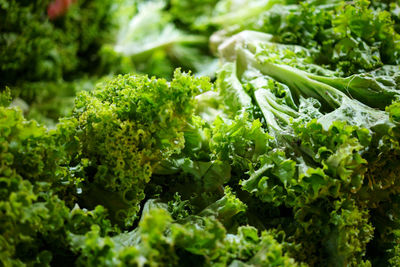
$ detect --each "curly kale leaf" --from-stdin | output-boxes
[58,70,212,226]
[253,0,400,75]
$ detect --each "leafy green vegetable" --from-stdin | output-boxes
[102,0,217,79]
[0,0,116,86]
[0,104,116,266]
[211,28,400,265]
[70,197,299,266]
[253,0,400,75]
[58,70,212,226]
[2,0,400,266]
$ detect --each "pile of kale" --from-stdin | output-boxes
[2,0,400,266]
